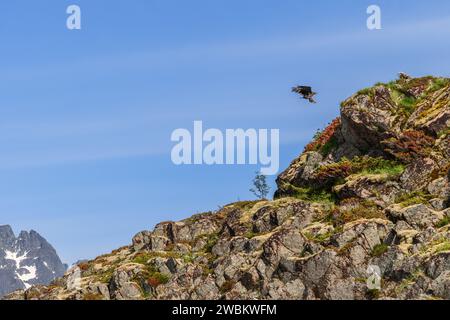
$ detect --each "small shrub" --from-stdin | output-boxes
[335,201,385,226]
[359,162,404,176]
[395,191,432,207]
[314,158,353,185]
[337,240,356,256]
[78,262,91,272]
[147,273,169,288]
[132,262,171,289]
[321,136,339,156]
[387,82,420,116]
[304,118,341,155]
[306,230,335,243]
[367,288,381,300]
[382,130,435,163]
[133,252,152,265]
[98,268,115,284]
[281,183,336,205]
[230,200,262,211]
[428,78,450,92]
[399,96,417,115]
[357,87,374,96]
[430,163,450,181]
[436,216,450,228]
[202,265,214,277]
[421,238,450,255]
[386,80,400,91]
[438,127,450,138]
[181,254,192,264]
[95,258,107,265]
[372,243,389,257]
[314,156,404,188]
[203,233,219,253]
[434,239,450,253]
[395,272,422,296]
[244,231,257,239]
[220,280,235,294]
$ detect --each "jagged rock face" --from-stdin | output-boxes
[4,75,449,300]
[0,225,67,297]
[276,76,449,200]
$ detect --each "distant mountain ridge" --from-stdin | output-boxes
[0,225,67,297]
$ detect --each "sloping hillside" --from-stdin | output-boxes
[5,75,449,300]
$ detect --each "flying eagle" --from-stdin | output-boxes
[292,86,317,103]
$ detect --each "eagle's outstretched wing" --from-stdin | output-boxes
[292,85,317,103]
[292,86,312,95]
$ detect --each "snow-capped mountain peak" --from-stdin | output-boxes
[0,225,67,296]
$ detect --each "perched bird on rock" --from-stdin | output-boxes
[292,85,317,103]
[398,72,412,81]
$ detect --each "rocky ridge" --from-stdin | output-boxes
[0,225,67,297]
[4,75,449,300]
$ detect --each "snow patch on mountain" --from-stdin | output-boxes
[4,250,37,289]
[5,250,28,269]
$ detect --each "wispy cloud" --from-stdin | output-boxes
[3,15,450,82]
[0,145,167,170]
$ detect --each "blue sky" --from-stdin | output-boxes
[1,0,450,264]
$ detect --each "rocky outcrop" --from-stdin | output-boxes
[4,75,449,300]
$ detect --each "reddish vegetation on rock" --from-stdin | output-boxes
[382,130,436,163]
[304,118,341,153]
